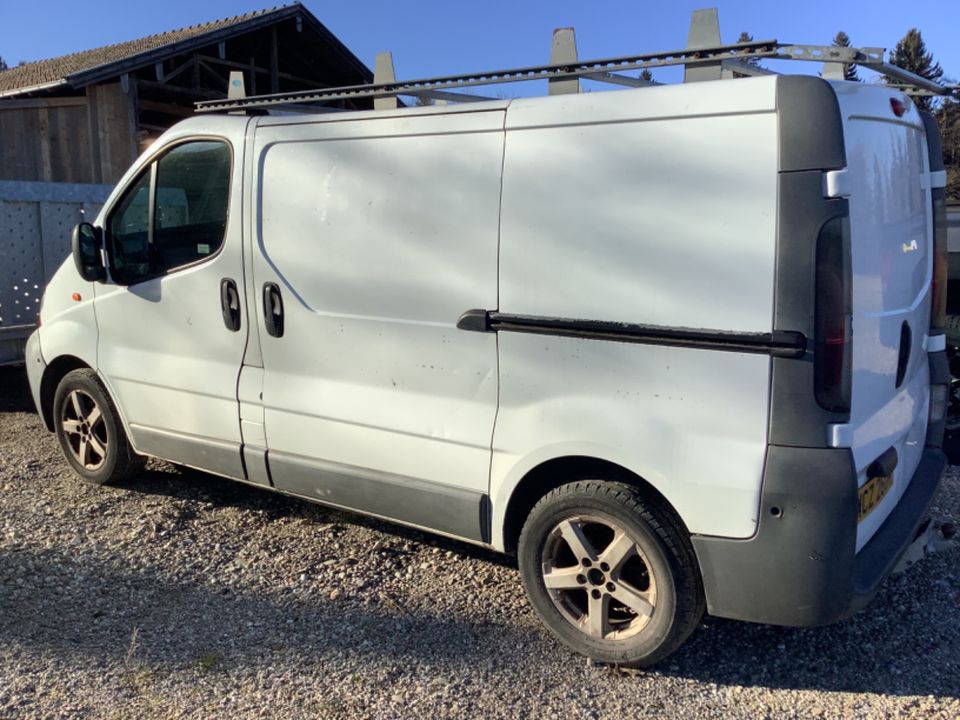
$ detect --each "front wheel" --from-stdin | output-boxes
[53,368,143,485]
[518,480,704,667]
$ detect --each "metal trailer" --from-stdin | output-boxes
[0,181,111,365]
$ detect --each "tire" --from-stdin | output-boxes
[53,368,143,485]
[518,480,704,667]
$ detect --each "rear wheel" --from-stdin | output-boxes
[53,369,143,485]
[518,480,704,667]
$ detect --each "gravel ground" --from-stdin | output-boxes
[0,366,958,719]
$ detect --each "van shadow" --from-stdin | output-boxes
[650,555,960,699]
[121,463,959,699]
[125,462,516,569]
[0,367,34,413]
[0,543,531,673]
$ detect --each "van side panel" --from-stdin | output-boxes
[252,112,503,515]
[492,81,779,541]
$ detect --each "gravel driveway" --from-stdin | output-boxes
[1,366,958,719]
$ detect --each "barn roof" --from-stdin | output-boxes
[0,4,369,97]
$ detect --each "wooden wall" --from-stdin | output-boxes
[0,82,137,185]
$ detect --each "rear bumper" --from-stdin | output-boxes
[691,445,946,626]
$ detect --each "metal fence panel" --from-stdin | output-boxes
[0,180,112,365]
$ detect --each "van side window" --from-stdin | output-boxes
[107,172,152,285]
[154,141,231,272]
[106,140,231,285]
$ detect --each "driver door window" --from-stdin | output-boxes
[107,140,231,285]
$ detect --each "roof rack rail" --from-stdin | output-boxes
[195,7,958,115]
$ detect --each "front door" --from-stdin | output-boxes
[94,134,249,479]
[250,111,505,541]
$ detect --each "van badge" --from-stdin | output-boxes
[902,240,919,254]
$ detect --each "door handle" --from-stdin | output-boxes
[220,278,241,332]
[262,282,284,338]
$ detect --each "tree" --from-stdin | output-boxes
[639,69,654,83]
[831,31,860,82]
[888,28,943,111]
[0,56,8,71]
[937,97,960,203]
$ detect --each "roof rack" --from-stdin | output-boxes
[195,8,958,115]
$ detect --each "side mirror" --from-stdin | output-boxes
[71,223,106,283]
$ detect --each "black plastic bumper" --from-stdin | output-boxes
[691,445,946,626]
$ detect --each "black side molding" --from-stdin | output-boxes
[456,308,490,333]
[457,309,806,358]
[268,451,491,543]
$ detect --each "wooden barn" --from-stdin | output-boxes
[0,3,372,185]
[0,4,372,364]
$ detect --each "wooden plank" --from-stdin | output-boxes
[198,59,228,90]
[85,86,103,184]
[127,78,140,166]
[37,108,52,181]
[0,97,88,111]
[95,81,136,184]
[270,26,279,93]
[0,108,44,181]
[136,79,224,100]
[137,99,193,117]
[48,105,93,183]
[163,56,196,84]
[198,54,325,88]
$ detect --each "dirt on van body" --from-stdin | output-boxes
[1,366,958,719]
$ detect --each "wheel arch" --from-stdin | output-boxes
[39,355,92,431]
[501,455,690,555]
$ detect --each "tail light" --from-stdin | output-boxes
[814,216,852,413]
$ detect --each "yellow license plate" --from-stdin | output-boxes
[858,474,893,523]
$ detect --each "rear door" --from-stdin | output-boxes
[250,109,504,541]
[834,85,934,549]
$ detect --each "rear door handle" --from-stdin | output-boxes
[220,278,241,332]
[262,282,284,338]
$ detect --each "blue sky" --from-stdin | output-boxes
[2,0,957,90]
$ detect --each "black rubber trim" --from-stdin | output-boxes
[851,449,945,603]
[692,446,857,626]
[692,446,945,627]
[456,308,490,332]
[769,172,851,447]
[268,451,490,543]
[926,348,948,449]
[929,346,950,385]
[776,75,846,173]
[459,310,807,358]
[867,447,897,479]
[919,111,945,173]
[128,424,246,480]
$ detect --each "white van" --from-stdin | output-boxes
[24,70,950,666]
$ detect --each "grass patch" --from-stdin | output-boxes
[197,651,223,673]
